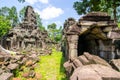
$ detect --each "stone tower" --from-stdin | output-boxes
[2,6,50,50]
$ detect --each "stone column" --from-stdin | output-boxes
[67,35,79,59]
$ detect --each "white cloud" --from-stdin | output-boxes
[54,21,62,26]
[26,0,48,4]
[26,0,37,4]
[35,6,64,20]
[38,0,48,4]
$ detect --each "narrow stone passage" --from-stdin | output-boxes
[34,49,67,80]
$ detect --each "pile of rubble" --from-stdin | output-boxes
[0,48,51,80]
[64,52,120,80]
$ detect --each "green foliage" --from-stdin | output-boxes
[117,22,120,28]
[39,26,45,31]
[35,13,45,31]
[13,69,20,77]
[36,13,42,27]
[0,7,10,17]
[8,6,19,27]
[48,23,57,29]
[0,16,11,38]
[73,0,120,22]
[47,23,62,42]
[0,5,44,30]
[19,6,26,22]
[0,6,19,27]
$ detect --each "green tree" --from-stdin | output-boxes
[47,23,62,42]
[35,13,45,31]
[19,6,26,22]
[73,0,120,22]
[0,7,10,18]
[54,26,62,42]
[106,0,120,22]
[8,6,18,27]
[48,23,56,30]
[0,16,11,38]
[0,6,18,27]
[36,13,42,27]
[47,23,56,41]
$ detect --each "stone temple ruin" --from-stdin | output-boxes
[2,6,50,50]
[0,6,52,80]
[63,12,120,61]
[63,12,120,80]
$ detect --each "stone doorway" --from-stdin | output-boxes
[77,34,114,61]
[77,35,98,56]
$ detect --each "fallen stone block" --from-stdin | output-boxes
[29,54,39,62]
[83,52,93,62]
[78,55,90,65]
[70,64,102,80]
[110,59,120,71]
[9,59,17,63]
[22,71,36,78]
[19,57,27,65]
[84,52,111,67]
[25,60,34,67]
[0,69,4,75]
[92,64,120,80]
[63,61,72,73]
[0,72,13,80]
[0,55,4,62]
[92,55,111,67]
[7,63,19,70]
[72,58,83,68]
[14,55,24,61]
[70,64,120,80]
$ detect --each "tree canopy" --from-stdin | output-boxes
[0,16,11,38]
[19,6,26,22]
[73,0,120,22]
[0,6,18,27]
[47,23,62,42]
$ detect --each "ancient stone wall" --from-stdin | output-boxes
[63,12,120,61]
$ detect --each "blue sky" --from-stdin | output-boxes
[0,0,80,28]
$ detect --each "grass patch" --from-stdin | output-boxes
[35,49,67,80]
